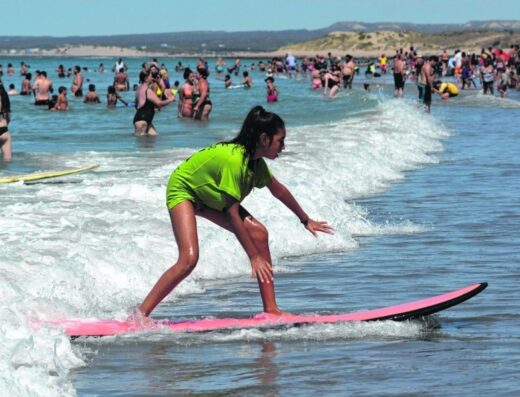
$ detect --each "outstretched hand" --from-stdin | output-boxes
[250,256,274,284]
[304,219,334,237]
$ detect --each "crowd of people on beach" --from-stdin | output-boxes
[1,44,520,160]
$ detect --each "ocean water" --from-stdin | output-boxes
[0,57,519,396]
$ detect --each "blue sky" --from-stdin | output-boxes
[1,0,519,36]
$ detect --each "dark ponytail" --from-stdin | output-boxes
[0,81,11,115]
[227,106,285,161]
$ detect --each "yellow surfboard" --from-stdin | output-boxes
[0,164,99,184]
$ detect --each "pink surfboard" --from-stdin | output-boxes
[37,282,487,338]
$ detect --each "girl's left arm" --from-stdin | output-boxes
[267,177,334,237]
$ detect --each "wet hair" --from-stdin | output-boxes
[225,106,285,161]
[41,71,47,77]
[0,82,11,113]
[173,80,179,87]
[74,65,81,72]
[48,95,58,110]
[197,67,209,79]
[107,85,116,94]
[433,80,442,89]
[9,83,15,89]
[243,71,249,77]
[224,74,231,81]
[25,73,32,80]
[88,84,96,92]
[183,68,193,80]
[429,55,439,62]
[58,86,67,94]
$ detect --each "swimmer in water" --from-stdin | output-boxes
[50,86,69,111]
[224,74,233,88]
[106,85,128,108]
[242,71,253,88]
[265,77,279,103]
[84,84,101,104]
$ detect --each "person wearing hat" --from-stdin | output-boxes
[265,77,279,103]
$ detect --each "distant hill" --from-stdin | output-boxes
[326,20,520,34]
[1,20,519,55]
[280,30,520,55]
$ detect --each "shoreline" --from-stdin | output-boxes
[0,44,478,60]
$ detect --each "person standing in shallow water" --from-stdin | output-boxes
[71,66,83,97]
[133,69,174,136]
[133,106,334,320]
[0,81,12,161]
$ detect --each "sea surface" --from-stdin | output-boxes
[0,57,519,396]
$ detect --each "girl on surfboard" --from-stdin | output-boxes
[135,106,333,320]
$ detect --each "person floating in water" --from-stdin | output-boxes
[133,106,333,320]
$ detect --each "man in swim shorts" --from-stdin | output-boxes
[33,71,53,106]
[71,66,84,97]
[420,56,438,113]
[393,54,406,97]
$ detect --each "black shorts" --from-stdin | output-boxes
[34,99,50,106]
[74,89,83,97]
[0,126,8,136]
[393,73,404,89]
[423,84,432,105]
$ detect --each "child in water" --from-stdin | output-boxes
[106,85,128,108]
[133,106,333,320]
[265,77,279,103]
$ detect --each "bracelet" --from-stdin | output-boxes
[301,219,309,227]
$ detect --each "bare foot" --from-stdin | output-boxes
[264,309,296,317]
[127,307,156,327]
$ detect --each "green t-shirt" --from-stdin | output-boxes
[167,143,272,211]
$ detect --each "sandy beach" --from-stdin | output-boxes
[0,41,491,60]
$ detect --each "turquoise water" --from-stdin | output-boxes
[1,57,519,396]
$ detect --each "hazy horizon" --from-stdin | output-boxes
[2,0,520,37]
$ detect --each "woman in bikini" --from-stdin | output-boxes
[178,68,195,118]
